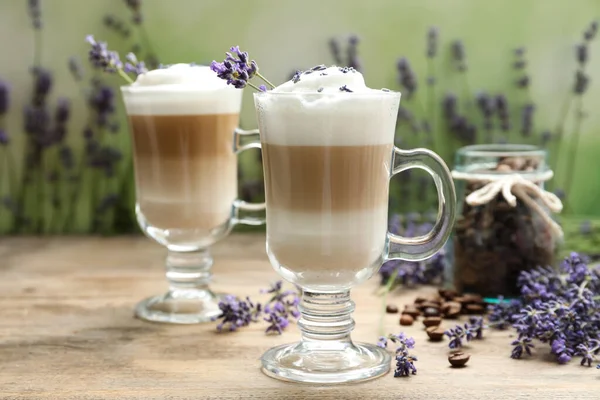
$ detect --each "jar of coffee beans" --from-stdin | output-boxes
[451,145,563,297]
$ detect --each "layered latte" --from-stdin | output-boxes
[255,67,400,289]
[122,65,242,238]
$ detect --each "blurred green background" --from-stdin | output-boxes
[0,0,598,235]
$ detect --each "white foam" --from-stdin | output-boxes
[254,66,400,146]
[121,64,242,116]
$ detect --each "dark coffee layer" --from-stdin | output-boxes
[262,143,392,212]
[129,113,239,158]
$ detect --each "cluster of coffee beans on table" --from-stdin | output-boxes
[453,156,556,297]
[387,289,482,367]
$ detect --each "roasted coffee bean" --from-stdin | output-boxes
[402,306,421,319]
[442,301,462,318]
[423,307,441,317]
[448,352,471,367]
[423,317,442,328]
[466,304,486,314]
[418,301,441,311]
[400,314,414,326]
[438,288,459,300]
[426,326,446,342]
[386,304,399,314]
[414,297,427,304]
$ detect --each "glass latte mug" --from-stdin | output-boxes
[121,66,264,324]
[253,91,456,383]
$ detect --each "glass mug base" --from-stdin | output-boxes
[260,342,390,384]
[135,289,223,324]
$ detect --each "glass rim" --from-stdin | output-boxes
[253,90,401,98]
[456,144,546,158]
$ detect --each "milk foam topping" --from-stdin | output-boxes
[255,66,400,146]
[122,64,242,115]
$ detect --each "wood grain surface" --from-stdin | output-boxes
[0,234,597,400]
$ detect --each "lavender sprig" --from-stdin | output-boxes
[213,295,262,332]
[261,281,300,335]
[210,46,275,92]
[85,35,146,84]
[445,317,486,349]
[376,333,418,377]
[499,253,600,365]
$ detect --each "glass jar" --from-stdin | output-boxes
[451,144,563,298]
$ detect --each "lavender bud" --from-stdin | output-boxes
[0,80,9,115]
[520,103,535,137]
[574,71,589,95]
[475,92,494,117]
[55,98,70,124]
[513,60,526,69]
[329,38,342,65]
[576,44,588,64]
[516,76,530,88]
[442,93,458,120]
[33,68,53,105]
[28,0,42,29]
[451,40,467,71]
[426,26,439,58]
[583,20,598,41]
[346,34,362,72]
[540,130,552,146]
[514,47,526,57]
[124,0,143,24]
[396,57,417,95]
[0,128,8,146]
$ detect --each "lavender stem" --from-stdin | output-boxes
[256,72,276,89]
[379,268,399,336]
[33,28,42,68]
[550,94,573,182]
[426,58,437,150]
[117,69,134,85]
[562,95,584,212]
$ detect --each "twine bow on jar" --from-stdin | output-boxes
[451,170,564,238]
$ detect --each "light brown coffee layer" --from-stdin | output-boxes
[262,143,392,212]
[128,113,239,231]
[129,114,239,158]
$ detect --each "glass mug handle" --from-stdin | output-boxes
[386,147,456,261]
[231,128,266,226]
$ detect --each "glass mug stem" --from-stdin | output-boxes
[165,249,213,292]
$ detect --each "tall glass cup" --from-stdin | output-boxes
[253,91,456,383]
[121,77,264,324]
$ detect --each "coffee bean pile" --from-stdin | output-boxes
[453,156,557,297]
[388,289,486,333]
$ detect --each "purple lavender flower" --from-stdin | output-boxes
[511,337,534,359]
[576,44,588,65]
[346,35,362,72]
[520,103,535,136]
[427,26,439,58]
[451,40,467,71]
[574,71,589,95]
[495,94,510,131]
[583,20,598,41]
[0,80,9,115]
[377,336,388,349]
[329,38,342,65]
[210,46,270,91]
[103,14,131,37]
[213,295,262,332]
[0,129,8,146]
[86,35,123,72]
[394,354,418,377]
[264,310,290,335]
[28,0,42,29]
[124,52,148,75]
[32,68,52,106]
[575,341,598,367]
[124,0,143,24]
[396,57,417,96]
[540,130,552,146]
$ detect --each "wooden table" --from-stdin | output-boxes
[0,234,597,399]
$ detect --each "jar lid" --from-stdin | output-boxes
[453,144,550,180]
